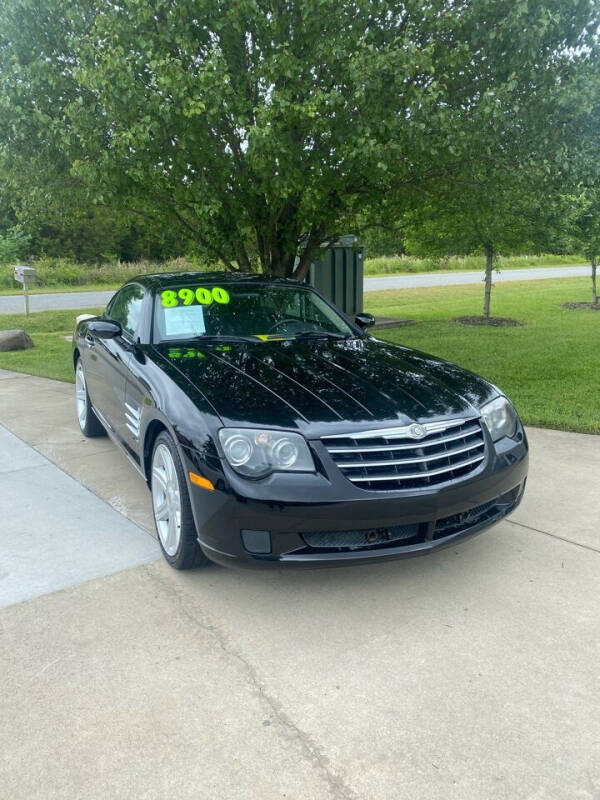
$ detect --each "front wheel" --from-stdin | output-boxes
[151,431,210,570]
[75,358,106,437]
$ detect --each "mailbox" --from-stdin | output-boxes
[13,265,37,315]
[13,265,37,285]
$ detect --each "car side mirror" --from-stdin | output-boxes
[88,319,122,340]
[355,312,375,331]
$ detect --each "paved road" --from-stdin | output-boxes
[0,288,116,315]
[364,263,589,291]
[0,264,589,314]
[1,367,599,799]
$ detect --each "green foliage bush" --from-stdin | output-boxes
[0,256,220,289]
[0,226,31,263]
[364,253,585,275]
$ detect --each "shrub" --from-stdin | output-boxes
[0,256,222,289]
[0,226,31,264]
[364,253,585,275]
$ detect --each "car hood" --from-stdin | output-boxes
[153,337,497,436]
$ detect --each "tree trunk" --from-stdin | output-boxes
[592,257,598,306]
[483,245,494,318]
[293,229,326,282]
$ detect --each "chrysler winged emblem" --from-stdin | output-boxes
[409,424,426,439]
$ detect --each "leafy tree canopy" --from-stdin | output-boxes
[0,0,598,275]
[404,169,562,260]
[403,166,566,316]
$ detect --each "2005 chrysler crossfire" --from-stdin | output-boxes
[73,273,528,569]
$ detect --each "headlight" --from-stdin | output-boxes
[218,428,315,478]
[481,396,518,442]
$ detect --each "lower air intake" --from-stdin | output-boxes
[302,524,420,551]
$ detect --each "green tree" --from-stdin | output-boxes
[401,17,600,320]
[404,169,563,318]
[358,216,405,258]
[0,224,30,263]
[569,188,600,306]
[561,64,600,307]
[1,0,598,276]
[0,157,194,261]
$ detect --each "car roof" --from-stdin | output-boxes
[127,272,304,292]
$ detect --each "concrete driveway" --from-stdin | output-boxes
[1,368,599,800]
[0,264,589,314]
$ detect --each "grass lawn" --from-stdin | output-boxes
[0,278,597,434]
[0,308,102,382]
[367,277,599,434]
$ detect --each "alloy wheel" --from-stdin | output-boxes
[75,361,88,430]
[152,443,182,556]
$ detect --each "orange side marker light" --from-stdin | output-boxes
[189,472,215,491]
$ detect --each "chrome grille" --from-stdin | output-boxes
[323,418,486,490]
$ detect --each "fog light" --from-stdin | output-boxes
[241,529,272,554]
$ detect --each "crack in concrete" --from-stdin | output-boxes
[0,462,50,477]
[145,565,359,800]
[506,518,600,554]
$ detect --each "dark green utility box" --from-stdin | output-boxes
[307,235,364,315]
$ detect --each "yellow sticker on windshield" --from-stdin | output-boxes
[167,347,206,360]
[161,287,230,307]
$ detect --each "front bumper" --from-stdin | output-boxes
[182,431,528,568]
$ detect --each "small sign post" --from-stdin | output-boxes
[13,265,37,316]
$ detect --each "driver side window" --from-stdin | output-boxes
[106,284,145,337]
[282,292,330,328]
[282,292,302,321]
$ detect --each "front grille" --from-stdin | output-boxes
[303,524,420,552]
[322,417,486,491]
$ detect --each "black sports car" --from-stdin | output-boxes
[73,273,528,569]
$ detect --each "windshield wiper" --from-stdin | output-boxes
[293,331,349,340]
[188,335,259,344]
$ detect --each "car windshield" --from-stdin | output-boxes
[153,282,355,343]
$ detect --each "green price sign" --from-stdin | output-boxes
[161,286,230,307]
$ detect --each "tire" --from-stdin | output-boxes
[75,358,106,438]
[150,430,210,569]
